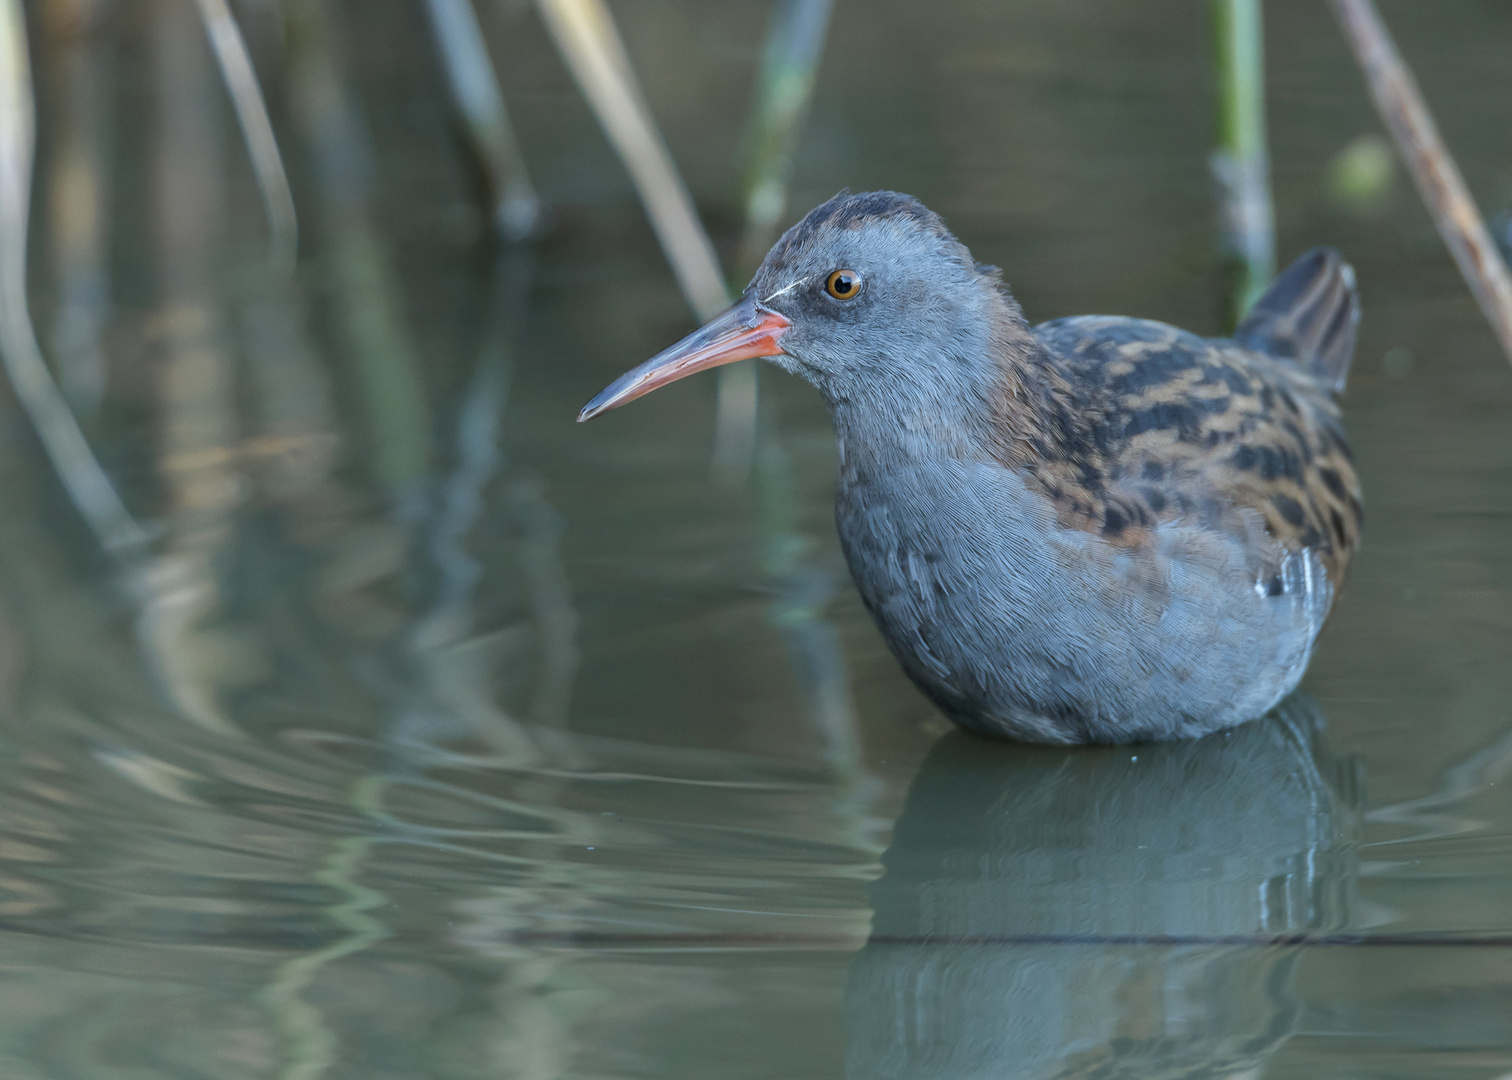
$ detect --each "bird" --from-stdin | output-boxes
[579,191,1362,744]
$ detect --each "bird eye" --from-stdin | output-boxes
[825,269,863,300]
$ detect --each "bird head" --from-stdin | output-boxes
[578,191,1014,421]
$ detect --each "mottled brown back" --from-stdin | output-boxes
[1015,251,1362,589]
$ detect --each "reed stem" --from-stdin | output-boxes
[423,0,541,241]
[534,0,727,320]
[718,0,834,484]
[1329,0,1512,369]
[737,0,833,271]
[0,0,147,558]
[193,0,299,271]
[285,0,432,496]
[1212,0,1274,325]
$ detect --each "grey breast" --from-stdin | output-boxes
[836,455,1329,743]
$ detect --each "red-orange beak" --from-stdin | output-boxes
[577,297,791,422]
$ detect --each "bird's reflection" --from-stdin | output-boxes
[848,697,1360,1079]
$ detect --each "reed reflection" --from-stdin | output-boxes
[848,698,1360,1079]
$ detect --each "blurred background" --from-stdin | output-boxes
[0,1,1510,1077]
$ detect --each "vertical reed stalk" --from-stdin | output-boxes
[284,0,432,497]
[717,0,834,484]
[423,0,541,241]
[537,0,872,854]
[1212,0,1275,326]
[534,0,763,477]
[737,6,868,829]
[534,0,727,319]
[0,0,146,557]
[1329,0,1512,368]
[737,0,833,271]
[193,0,298,271]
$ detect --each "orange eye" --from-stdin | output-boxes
[825,268,863,300]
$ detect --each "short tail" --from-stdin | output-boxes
[1233,247,1360,393]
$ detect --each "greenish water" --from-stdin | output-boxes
[2,1,1511,1076]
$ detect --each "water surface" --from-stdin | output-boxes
[2,1,1511,1076]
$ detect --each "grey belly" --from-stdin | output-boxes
[836,461,1331,744]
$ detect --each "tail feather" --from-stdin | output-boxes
[1233,247,1360,393]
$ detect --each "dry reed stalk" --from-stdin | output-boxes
[534,0,727,320]
[193,0,298,271]
[1330,0,1512,367]
[533,0,766,477]
[0,0,147,557]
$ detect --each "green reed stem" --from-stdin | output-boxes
[737,0,833,272]
[716,0,834,484]
[1212,0,1274,326]
[285,0,431,496]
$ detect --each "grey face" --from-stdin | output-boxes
[576,191,997,423]
[744,199,992,398]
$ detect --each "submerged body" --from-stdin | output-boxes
[581,192,1362,743]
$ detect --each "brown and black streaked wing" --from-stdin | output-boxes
[1031,316,1362,587]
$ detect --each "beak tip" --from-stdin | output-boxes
[578,391,615,422]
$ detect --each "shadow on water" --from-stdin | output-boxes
[850,699,1360,1079]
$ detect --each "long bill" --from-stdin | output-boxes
[577,296,791,421]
